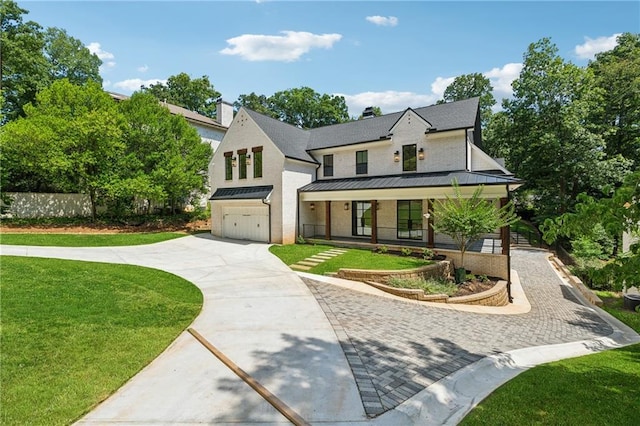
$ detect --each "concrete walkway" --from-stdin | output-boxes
[2,238,639,425]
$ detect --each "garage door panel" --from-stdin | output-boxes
[222,206,269,242]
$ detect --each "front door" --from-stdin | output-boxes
[352,201,372,237]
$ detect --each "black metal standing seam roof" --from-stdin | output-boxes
[243,109,316,163]
[298,171,521,192]
[209,185,274,200]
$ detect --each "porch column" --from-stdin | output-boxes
[325,201,331,240]
[500,198,510,256]
[370,200,378,244]
[427,199,435,248]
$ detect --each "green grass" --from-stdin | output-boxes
[269,243,432,275]
[0,232,187,247]
[461,292,640,425]
[387,276,459,296]
[0,256,203,425]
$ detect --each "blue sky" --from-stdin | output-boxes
[20,1,640,116]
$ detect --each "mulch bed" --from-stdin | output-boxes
[0,219,211,234]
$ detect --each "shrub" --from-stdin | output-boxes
[387,276,458,296]
[422,248,434,259]
[377,245,388,254]
[296,235,307,244]
[401,247,413,256]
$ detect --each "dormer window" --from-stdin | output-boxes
[403,144,417,172]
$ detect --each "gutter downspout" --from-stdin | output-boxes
[262,191,272,244]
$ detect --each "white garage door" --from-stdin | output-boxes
[222,206,269,242]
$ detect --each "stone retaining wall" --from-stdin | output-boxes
[363,280,509,306]
[336,261,451,284]
[549,255,603,307]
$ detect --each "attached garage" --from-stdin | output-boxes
[210,185,273,243]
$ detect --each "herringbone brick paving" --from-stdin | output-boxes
[304,249,614,417]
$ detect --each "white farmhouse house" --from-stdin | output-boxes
[209,97,521,262]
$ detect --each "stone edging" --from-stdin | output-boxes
[336,261,451,283]
[363,280,509,306]
[549,254,603,307]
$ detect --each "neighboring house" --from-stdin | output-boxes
[209,97,522,256]
[109,92,233,200]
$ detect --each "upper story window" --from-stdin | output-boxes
[252,146,263,178]
[356,150,368,175]
[323,154,334,177]
[403,144,417,172]
[238,149,247,179]
[224,151,233,181]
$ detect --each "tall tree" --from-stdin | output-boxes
[588,32,640,167]
[0,0,102,122]
[1,0,48,122]
[437,73,495,126]
[117,92,212,213]
[499,38,631,219]
[236,87,349,129]
[142,73,221,119]
[234,92,276,117]
[44,27,102,85]
[1,80,123,218]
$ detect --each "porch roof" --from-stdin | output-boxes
[209,185,274,200]
[299,171,522,193]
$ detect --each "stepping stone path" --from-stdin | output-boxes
[289,248,348,271]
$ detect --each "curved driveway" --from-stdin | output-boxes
[2,236,638,425]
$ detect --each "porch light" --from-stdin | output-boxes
[418,148,425,160]
[344,202,349,211]
[310,203,315,211]
[246,154,251,165]
[231,156,237,167]
[393,151,400,162]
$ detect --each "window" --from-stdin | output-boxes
[356,150,368,175]
[323,154,334,177]
[352,201,372,236]
[403,144,417,172]
[224,152,233,181]
[238,149,247,179]
[397,200,423,240]
[252,147,263,178]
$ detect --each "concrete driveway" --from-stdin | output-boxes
[2,235,638,425]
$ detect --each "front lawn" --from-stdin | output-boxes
[461,293,640,425]
[0,256,203,425]
[0,232,187,247]
[269,243,432,275]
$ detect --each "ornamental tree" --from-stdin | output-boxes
[431,181,518,271]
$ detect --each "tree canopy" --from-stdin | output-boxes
[0,0,102,122]
[437,73,495,126]
[235,86,350,129]
[141,73,221,120]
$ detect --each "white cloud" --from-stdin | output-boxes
[365,15,399,27]
[220,31,342,62]
[430,76,455,99]
[113,78,167,93]
[86,42,115,68]
[137,65,149,73]
[338,91,438,117]
[483,62,523,101]
[575,33,621,60]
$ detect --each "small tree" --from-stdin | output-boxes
[431,181,519,276]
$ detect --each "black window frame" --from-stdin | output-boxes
[323,154,334,177]
[356,150,368,175]
[403,144,417,172]
[352,201,372,237]
[252,148,263,178]
[397,200,423,240]
[238,150,247,180]
[224,152,233,181]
